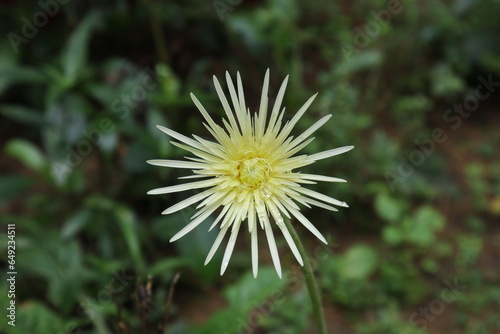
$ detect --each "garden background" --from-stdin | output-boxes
[1,0,499,333]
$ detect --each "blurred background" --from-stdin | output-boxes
[1,0,499,333]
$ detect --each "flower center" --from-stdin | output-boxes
[237,157,270,189]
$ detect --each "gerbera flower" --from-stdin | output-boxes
[148,70,353,278]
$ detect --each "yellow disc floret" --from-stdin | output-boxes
[236,157,271,189]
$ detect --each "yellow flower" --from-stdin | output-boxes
[148,70,353,278]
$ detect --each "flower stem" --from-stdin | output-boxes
[284,218,328,334]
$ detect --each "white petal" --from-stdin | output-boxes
[277,223,303,266]
[156,125,205,152]
[225,72,245,128]
[294,186,348,207]
[288,114,331,149]
[307,145,354,161]
[161,188,215,215]
[213,75,240,134]
[278,93,318,140]
[205,224,230,265]
[267,75,289,134]
[264,218,282,278]
[169,201,220,242]
[298,174,347,183]
[251,226,258,278]
[256,69,270,139]
[190,93,231,144]
[287,206,327,244]
[147,159,205,169]
[147,178,220,195]
[209,204,231,231]
[220,221,242,275]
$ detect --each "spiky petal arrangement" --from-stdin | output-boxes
[148,70,353,278]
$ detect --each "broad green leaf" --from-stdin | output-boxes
[61,11,101,82]
[197,267,285,334]
[408,206,445,246]
[5,138,46,173]
[17,238,85,313]
[382,225,403,245]
[339,244,378,280]
[374,193,404,223]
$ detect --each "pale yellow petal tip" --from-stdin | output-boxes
[277,269,283,279]
[161,208,172,215]
[220,261,229,276]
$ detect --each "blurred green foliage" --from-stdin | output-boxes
[1,0,500,333]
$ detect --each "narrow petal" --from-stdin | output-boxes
[156,125,206,152]
[287,206,327,244]
[220,221,242,275]
[287,114,332,149]
[307,145,354,161]
[161,188,215,214]
[169,201,221,242]
[294,186,348,207]
[147,159,205,169]
[267,75,289,135]
[264,218,282,278]
[256,69,270,140]
[205,224,230,265]
[277,223,303,266]
[190,93,231,144]
[297,174,347,183]
[276,92,318,141]
[147,178,220,195]
[213,75,240,134]
[251,226,258,278]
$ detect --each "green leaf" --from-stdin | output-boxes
[147,258,186,277]
[5,138,46,173]
[339,244,378,280]
[0,66,45,94]
[60,208,93,240]
[60,11,101,82]
[196,267,285,334]
[374,193,404,223]
[0,174,32,208]
[408,206,445,246]
[382,225,403,245]
[78,296,112,334]
[115,206,145,272]
[18,238,85,313]
[0,104,44,126]
[0,302,68,334]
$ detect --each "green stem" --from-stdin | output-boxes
[284,218,328,334]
